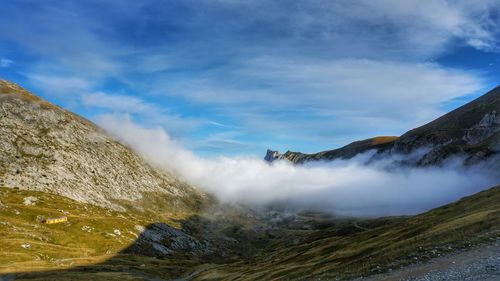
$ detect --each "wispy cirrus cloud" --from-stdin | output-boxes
[27,73,92,95]
[78,91,204,137]
[0,0,499,155]
[0,58,13,68]
[155,57,484,148]
[81,92,152,113]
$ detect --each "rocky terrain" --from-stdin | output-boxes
[389,85,500,166]
[266,86,500,166]
[0,80,207,211]
[358,241,500,281]
[0,80,499,280]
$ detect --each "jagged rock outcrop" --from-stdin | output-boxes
[124,223,212,257]
[0,80,207,210]
[266,86,500,166]
[264,149,286,162]
[463,111,500,145]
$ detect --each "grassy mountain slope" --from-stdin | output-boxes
[0,80,498,280]
[0,186,202,277]
[193,185,500,280]
[2,185,499,280]
[0,185,272,280]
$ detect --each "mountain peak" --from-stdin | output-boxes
[0,80,206,211]
[265,86,500,165]
[264,149,284,162]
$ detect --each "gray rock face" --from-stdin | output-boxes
[125,223,212,257]
[264,149,285,162]
[463,111,500,145]
[266,86,500,166]
[0,80,205,210]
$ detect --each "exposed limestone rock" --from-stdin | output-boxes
[0,80,207,211]
[125,223,212,257]
[23,196,38,206]
[264,149,286,162]
[463,111,500,145]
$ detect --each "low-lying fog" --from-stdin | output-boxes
[98,115,499,217]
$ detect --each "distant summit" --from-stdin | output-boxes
[264,149,286,162]
[264,136,398,163]
[266,86,500,165]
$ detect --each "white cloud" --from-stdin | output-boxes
[97,115,499,216]
[193,131,252,153]
[0,58,13,67]
[81,92,152,113]
[27,74,91,96]
[80,92,203,136]
[161,58,484,141]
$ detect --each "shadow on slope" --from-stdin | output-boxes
[0,185,275,281]
[0,220,246,281]
[1,186,500,281]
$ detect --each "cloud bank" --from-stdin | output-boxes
[98,115,499,216]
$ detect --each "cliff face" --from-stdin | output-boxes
[0,80,207,211]
[266,86,500,165]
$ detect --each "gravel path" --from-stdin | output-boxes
[358,242,500,281]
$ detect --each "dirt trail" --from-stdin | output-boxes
[358,242,500,281]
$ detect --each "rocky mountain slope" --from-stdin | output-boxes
[0,80,207,211]
[390,85,500,165]
[0,80,499,281]
[265,136,399,164]
[266,86,500,165]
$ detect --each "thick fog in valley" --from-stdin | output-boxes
[98,115,498,217]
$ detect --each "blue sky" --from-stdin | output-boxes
[0,0,499,157]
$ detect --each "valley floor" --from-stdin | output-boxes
[1,185,499,280]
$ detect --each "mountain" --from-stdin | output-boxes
[193,185,500,280]
[0,80,265,274]
[266,86,500,165]
[390,85,500,165]
[1,80,499,280]
[0,80,207,212]
[265,136,399,164]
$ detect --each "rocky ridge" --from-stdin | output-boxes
[0,80,206,211]
[265,136,399,164]
[266,86,500,166]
